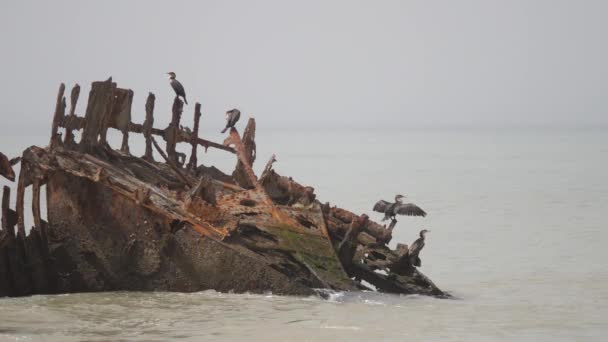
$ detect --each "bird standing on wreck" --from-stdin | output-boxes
[408,229,430,267]
[167,72,188,105]
[373,194,427,221]
[221,109,241,133]
[0,152,18,182]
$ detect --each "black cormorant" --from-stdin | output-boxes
[221,109,241,133]
[408,229,429,267]
[167,72,188,105]
[0,152,17,182]
[373,194,426,221]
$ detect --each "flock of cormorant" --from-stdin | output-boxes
[373,194,430,267]
[167,73,430,268]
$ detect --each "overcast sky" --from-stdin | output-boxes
[0,0,606,135]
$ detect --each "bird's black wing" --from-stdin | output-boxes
[372,200,391,213]
[394,203,427,217]
[229,110,241,127]
[408,238,424,256]
[170,79,186,98]
[410,255,421,267]
[0,152,16,181]
[234,110,240,124]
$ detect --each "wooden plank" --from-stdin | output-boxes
[165,98,183,164]
[187,103,202,170]
[15,165,26,240]
[50,83,66,148]
[1,186,14,240]
[81,78,116,147]
[143,93,155,161]
[22,146,228,240]
[31,179,47,248]
[64,84,80,144]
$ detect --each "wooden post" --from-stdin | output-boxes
[165,98,183,164]
[99,82,117,145]
[64,84,80,144]
[143,93,155,161]
[106,88,135,153]
[187,103,202,170]
[1,186,14,240]
[50,83,66,149]
[81,77,115,147]
[32,178,47,247]
[119,89,134,153]
[15,165,26,240]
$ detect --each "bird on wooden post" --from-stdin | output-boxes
[408,229,430,267]
[167,72,188,105]
[372,194,426,222]
[221,109,241,133]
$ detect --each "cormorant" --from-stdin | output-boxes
[0,152,17,182]
[372,194,426,221]
[221,109,241,133]
[408,229,429,267]
[167,72,188,105]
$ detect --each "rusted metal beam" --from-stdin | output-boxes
[233,118,257,189]
[150,136,192,187]
[64,84,80,145]
[224,128,258,187]
[187,103,202,170]
[50,83,66,149]
[142,92,155,161]
[190,136,236,154]
[130,122,164,136]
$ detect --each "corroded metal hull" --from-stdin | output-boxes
[0,79,447,298]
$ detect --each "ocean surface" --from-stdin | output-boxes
[1,126,607,341]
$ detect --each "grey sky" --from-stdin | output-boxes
[0,0,606,134]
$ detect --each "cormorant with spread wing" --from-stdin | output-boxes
[221,109,241,133]
[167,72,188,105]
[408,229,429,267]
[372,194,426,221]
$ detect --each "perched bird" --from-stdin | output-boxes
[221,109,241,133]
[167,72,188,105]
[408,229,430,267]
[373,194,426,221]
[0,152,17,182]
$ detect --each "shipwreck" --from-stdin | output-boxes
[0,78,447,298]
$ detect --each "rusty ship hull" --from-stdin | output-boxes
[0,79,447,298]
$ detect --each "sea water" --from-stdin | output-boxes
[0,125,606,341]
